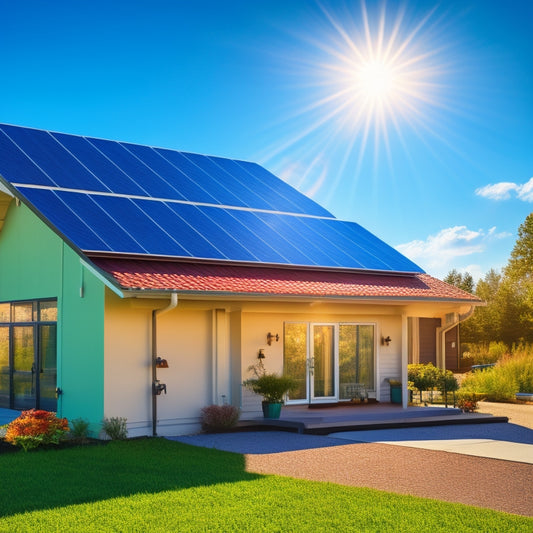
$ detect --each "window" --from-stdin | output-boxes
[0,299,57,411]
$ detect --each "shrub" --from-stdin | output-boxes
[243,358,297,403]
[5,410,69,452]
[243,374,297,403]
[438,369,459,395]
[407,363,458,401]
[101,417,128,440]
[456,392,479,412]
[70,418,90,442]
[460,346,533,401]
[200,404,240,432]
[460,342,510,366]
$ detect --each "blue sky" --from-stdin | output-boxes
[1,0,531,281]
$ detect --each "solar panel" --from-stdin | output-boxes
[0,129,57,187]
[16,187,114,252]
[51,132,149,196]
[121,142,219,204]
[0,124,424,274]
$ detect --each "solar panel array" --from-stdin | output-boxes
[0,124,423,273]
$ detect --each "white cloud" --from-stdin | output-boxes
[476,177,533,201]
[517,177,533,202]
[396,225,509,279]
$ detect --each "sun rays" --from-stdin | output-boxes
[259,1,453,206]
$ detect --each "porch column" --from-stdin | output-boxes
[409,317,420,364]
[212,308,230,405]
[401,313,409,409]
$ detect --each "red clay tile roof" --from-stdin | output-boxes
[90,258,482,302]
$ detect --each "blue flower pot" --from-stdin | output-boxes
[390,385,402,404]
[262,401,283,419]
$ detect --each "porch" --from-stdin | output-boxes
[238,403,507,435]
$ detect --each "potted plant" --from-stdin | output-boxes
[387,378,402,404]
[243,359,297,419]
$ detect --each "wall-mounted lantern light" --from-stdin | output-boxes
[381,336,392,346]
[156,357,169,368]
[267,332,279,345]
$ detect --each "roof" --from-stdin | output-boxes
[91,258,482,302]
[0,123,422,274]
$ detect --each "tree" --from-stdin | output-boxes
[503,213,533,342]
[443,269,475,293]
[443,214,533,347]
[466,269,503,343]
[505,212,533,282]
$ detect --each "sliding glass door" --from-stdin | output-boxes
[284,322,375,404]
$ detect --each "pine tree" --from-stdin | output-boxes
[505,212,533,282]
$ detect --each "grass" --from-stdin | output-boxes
[0,438,531,532]
[460,346,533,401]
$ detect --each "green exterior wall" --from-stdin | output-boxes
[0,199,106,431]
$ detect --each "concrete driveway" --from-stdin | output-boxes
[329,422,533,464]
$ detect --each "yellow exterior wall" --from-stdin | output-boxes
[103,293,471,435]
[104,293,214,436]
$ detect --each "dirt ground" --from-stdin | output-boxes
[476,401,533,429]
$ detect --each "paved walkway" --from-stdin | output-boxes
[172,421,533,463]
[329,423,533,464]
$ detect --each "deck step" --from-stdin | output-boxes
[238,413,508,435]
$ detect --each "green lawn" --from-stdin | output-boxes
[0,438,530,532]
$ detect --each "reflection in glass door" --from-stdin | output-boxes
[39,325,57,411]
[283,323,308,401]
[339,324,375,400]
[312,325,335,401]
[13,326,36,410]
[0,327,9,408]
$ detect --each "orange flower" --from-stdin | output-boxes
[4,409,69,451]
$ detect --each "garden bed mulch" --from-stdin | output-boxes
[0,438,107,454]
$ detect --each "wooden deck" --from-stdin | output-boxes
[239,403,508,434]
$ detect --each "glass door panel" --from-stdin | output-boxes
[283,323,308,401]
[339,324,374,400]
[357,325,375,388]
[312,325,335,400]
[13,326,35,410]
[39,325,57,411]
[0,327,9,408]
[339,324,356,400]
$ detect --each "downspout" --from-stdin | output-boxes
[436,306,475,370]
[152,293,178,436]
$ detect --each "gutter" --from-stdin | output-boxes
[151,293,178,436]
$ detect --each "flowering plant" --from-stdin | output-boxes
[4,409,69,452]
[456,393,479,413]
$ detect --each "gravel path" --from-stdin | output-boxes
[245,403,533,517]
[245,442,533,517]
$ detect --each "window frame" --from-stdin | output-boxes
[0,298,58,411]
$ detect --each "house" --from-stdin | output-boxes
[0,124,481,436]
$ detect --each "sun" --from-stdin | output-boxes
[261,1,450,193]
[356,59,397,101]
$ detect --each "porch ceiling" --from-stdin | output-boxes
[90,257,482,304]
